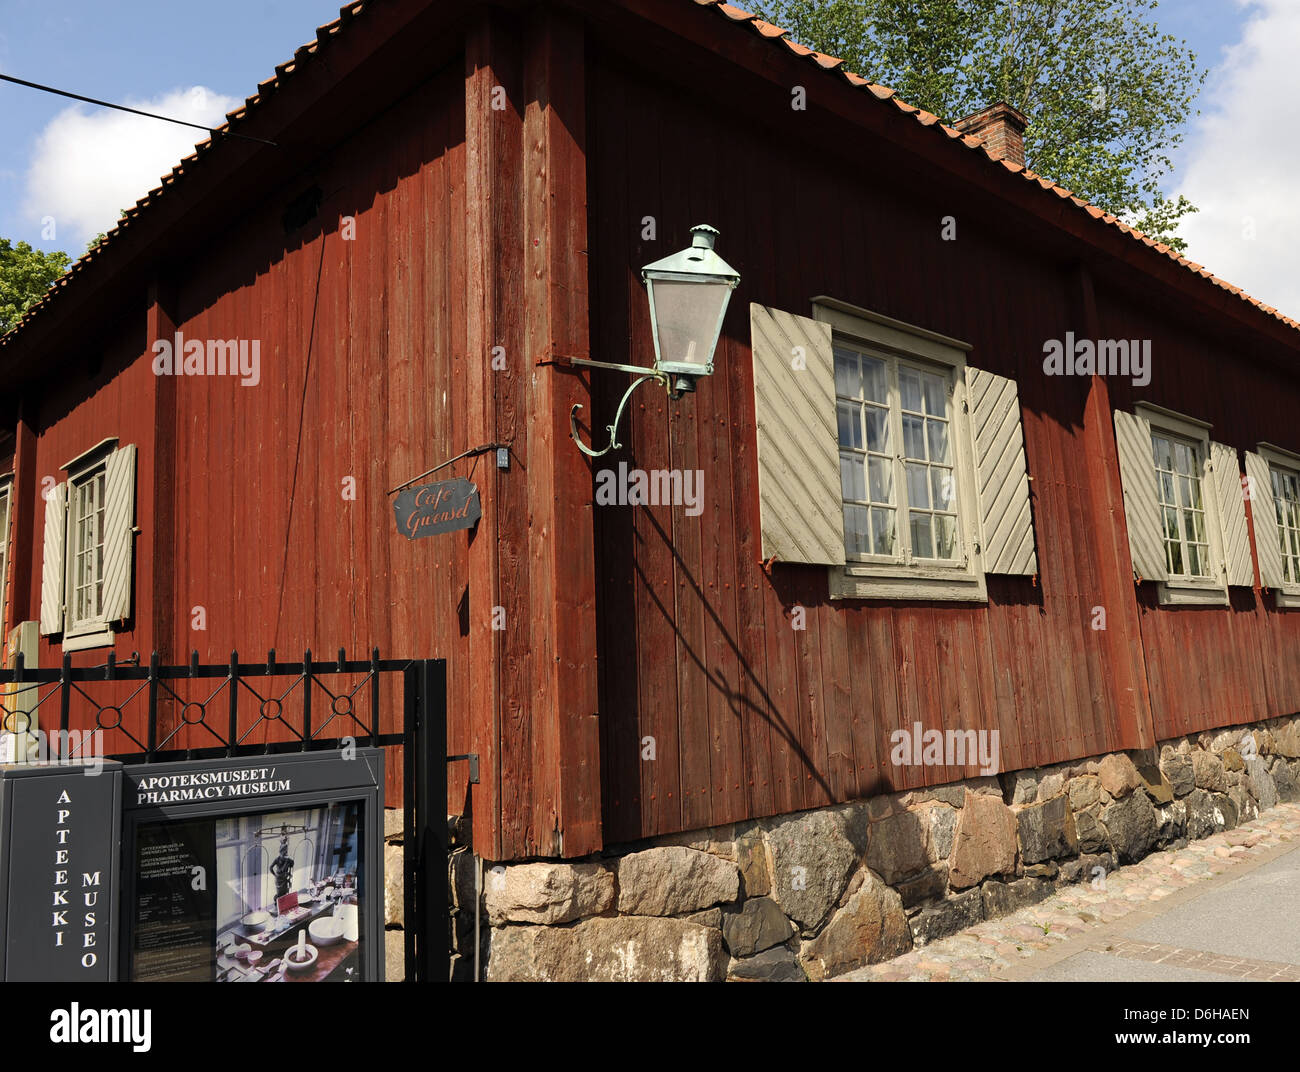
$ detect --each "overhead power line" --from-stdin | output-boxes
[0,72,277,147]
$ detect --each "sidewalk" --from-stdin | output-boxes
[835,802,1300,982]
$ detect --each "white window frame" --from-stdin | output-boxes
[1256,442,1300,608]
[815,298,986,603]
[0,474,11,640]
[1134,404,1228,607]
[60,438,117,651]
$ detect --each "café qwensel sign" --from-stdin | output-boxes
[0,750,384,982]
[393,478,481,540]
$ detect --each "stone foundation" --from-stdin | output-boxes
[480,713,1300,981]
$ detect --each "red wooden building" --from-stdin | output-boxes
[3,0,1300,876]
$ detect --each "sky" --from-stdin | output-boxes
[0,0,1297,319]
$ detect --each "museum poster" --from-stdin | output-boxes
[130,801,367,982]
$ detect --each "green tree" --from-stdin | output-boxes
[0,238,71,334]
[752,0,1205,251]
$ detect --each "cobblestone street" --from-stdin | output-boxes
[836,802,1300,982]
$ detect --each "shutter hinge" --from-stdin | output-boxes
[962,399,969,414]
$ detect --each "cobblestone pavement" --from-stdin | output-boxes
[835,802,1300,982]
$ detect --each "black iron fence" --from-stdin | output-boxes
[0,649,448,982]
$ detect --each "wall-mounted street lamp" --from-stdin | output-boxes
[569,225,740,458]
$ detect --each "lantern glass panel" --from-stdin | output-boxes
[649,278,731,372]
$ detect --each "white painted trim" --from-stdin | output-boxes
[59,437,118,474]
[812,300,970,368]
[1133,402,1212,434]
[810,296,973,352]
[1257,442,1300,465]
[61,627,115,652]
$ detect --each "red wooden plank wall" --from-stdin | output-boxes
[162,64,471,809]
[13,64,473,810]
[586,49,1300,845]
[1099,285,1300,739]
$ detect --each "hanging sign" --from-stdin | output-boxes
[393,478,481,539]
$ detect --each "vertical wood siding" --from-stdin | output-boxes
[587,48,1300,844]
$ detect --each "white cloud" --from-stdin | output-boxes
[21,86,239,251]
[1176,0,1300,320]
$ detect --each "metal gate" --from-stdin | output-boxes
[0,648,448,982]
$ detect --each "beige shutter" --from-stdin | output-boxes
[1113,409,1168,583]
[100,445,137,622]
[965,367,1036,575]
[1211,442,1253,587]
[750,304,845,565]
[40,482,67,635]
[1244,451,1285,589]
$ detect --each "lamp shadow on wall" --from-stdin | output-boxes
[600,502,838,842]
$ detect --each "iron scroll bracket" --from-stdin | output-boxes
[569,363,671,458]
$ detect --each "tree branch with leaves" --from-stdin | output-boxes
[753,0,1206,251]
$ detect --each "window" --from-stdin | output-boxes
[1269,462,1300,584]
[40,439,137,650]
[0,478,10,637]
[68,465,108,630]
[835,345,959,564]
[1246,443,1300,605]
[749,298,1037,601]
[1115,404,1239,606]
[1151,431,1211,581]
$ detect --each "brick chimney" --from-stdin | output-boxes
[953,102,1028,167]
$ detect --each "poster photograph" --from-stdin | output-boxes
[131,801,367,983]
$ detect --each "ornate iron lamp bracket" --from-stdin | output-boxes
[567,359,670,458]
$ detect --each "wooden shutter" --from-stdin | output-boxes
[750,304,845,565]
[39,482,67,635]
[1244,451,1285,589]
[1211,442,1253,587]
[965,367,1036,575]
[101,445,137,622]
[1113,409,1168,583]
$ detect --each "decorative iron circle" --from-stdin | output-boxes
[331,694,353,717]
[181,702,206,726]
[2,710,30,734]
[260,698,284,721]
[97,706,123,730]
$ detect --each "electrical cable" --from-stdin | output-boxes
[0,72,277,147]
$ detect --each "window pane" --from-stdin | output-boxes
[1188,477,1203,510]
[840,455,866,501]
[871,508,896,556]
[906,463,930,509]
[921,372,946,417]
[866,407,890,452]
[926,419,950,464]
[1157,471,1175,506]
[1174,442,1192,476]
[1167,538,1183,575]
[837,401,862,449]
[931,468,955,510]
[1152,436,1173,472]
[934,514,958,560]
[902,415,925,459]
[910,511,933,558]
[1178,476,1192,509]
[1186,543,1201,577]
[844,505,869,556]
[868,457,893,503]
[834,351,860,398]
[862,356,888,404]
[899,368,922,412]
